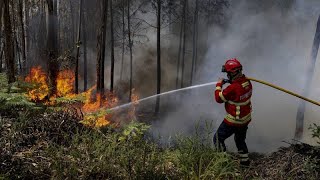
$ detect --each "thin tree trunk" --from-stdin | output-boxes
[0,2,4,73]
[46,0,59,96]
[190,0,198,85]
[82,6,88,91]
[16,39,22,72]
[101,0,108,95]
[175,0,184,89]
[0,46,3,73]
[18,0,27,75]
[96,0,108,95]
[110,0,115,92]
[180,0,187,88]
[155,0,161,114]
[120,0,125,81]
[23,0,29,72]
[295,15,320,139]
[128,0,133,102]
[75,0,83,94]
[4,0,15,83]
[11,0,20,73]
[69,0,75,48]
[0,0,3,21]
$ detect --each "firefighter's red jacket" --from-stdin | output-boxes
[215,75,253,126]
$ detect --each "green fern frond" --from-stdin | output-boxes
[0,92,36,110]
[55,94,86,104]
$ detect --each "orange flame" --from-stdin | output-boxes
[56,69,75,97]
[128,89,139,119]
[24,66,135,128]
[25,66,49,102]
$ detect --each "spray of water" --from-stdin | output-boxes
[110,81,218,111]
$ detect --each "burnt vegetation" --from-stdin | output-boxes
[0,0,319,179]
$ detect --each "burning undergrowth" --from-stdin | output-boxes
[23,66,139,128]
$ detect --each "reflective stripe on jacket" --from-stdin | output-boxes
[214,75,253,126]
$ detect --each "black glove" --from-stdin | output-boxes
[222,79,230,84]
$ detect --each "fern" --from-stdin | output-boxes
[0,73,36,111]
[54,94,86,104]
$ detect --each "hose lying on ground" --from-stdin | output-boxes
[247,77,320,107]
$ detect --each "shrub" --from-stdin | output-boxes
[309,123,320,145]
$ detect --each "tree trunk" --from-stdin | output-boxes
[120,0,125,81]
[18,0,27,75]
[155,0,161,114]
[110,0,115,92]
[190,0,198,85]
[180,0,187,88]
[82,5,88,91]
[0,0,3,21]
[295,15,320,139]
[175,0,184,89]
[46,0,59,96]
[96,0,108,95]
[75,0,83,94]
[23,0,29,72]
[0,2,4,73]
[11,0,20,73]
[4,0,15,83]
[69,0,75,48]
[0,45,3,73]
[128,0,133,102]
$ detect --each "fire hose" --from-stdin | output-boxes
[246,77,320,107]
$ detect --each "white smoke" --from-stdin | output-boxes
[148,0,320,153]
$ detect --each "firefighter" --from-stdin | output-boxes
[213,58,252,166]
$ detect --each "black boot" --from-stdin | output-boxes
[240,160,250,167]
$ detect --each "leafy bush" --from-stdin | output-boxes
[309,123,320,145]
[46,121,175,179]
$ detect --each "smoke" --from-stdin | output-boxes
[25,0,320,152]
[147,0,320,153]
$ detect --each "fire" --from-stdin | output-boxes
[24,66,136,128]
[128,89,139,119]
[25,66,49,101]
[56,69,75,97]
[81,91,119,127]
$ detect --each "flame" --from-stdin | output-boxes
[25,66,49,101]
[24,66,133,128]
[81,90,119,127]
[128,89,139,119]
[56,69,75,97]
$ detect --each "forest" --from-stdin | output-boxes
[0,0,320,179]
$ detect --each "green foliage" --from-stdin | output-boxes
[118,121,150,142]
[175,131,239,179]
[54,94,86,104]
[0,73,36,112]
[1,112,240,179]
[46,122,174,179]
[0,73,8,92]
[309,123,320,145]
[0,92,35,108]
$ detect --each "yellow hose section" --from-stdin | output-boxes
[247,77,320,107]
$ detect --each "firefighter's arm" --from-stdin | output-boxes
[214,82,235,103]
